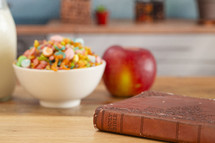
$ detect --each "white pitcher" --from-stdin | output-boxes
[0,0,16,101]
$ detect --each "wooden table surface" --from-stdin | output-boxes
[1,77,215,143]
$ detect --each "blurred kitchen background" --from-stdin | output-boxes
[8,0,215,76]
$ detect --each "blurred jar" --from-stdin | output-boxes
[135,0,154,23]
[152,0,165,21]
[0,0,16,101]
[197,0,215,25]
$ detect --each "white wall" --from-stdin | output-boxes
[48,34,215,76]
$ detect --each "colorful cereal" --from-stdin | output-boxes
[16,35,102,71]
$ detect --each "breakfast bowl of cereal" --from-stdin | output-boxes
[13,35,106,108]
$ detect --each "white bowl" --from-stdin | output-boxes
[13,61,106,108]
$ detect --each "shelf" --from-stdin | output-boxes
[16,20,215,35]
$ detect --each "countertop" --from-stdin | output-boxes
[1,77,215,143]
[16,20,215,35]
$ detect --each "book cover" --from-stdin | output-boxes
[93,91,215,143]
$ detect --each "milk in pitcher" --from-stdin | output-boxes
[0,0,16,101]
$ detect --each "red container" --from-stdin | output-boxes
[96,11,108,25]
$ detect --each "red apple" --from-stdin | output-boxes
[102,45,156,97]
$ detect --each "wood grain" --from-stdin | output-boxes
[16,20,215,35]
[0,116,160,143]
[0,77,214,143]
[0,77,214,116]
[152,77,215,99]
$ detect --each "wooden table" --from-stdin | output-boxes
[1,77,215,143]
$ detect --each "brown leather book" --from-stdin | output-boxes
[93,91,215,143]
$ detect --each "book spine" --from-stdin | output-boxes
[93,107,215,143]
